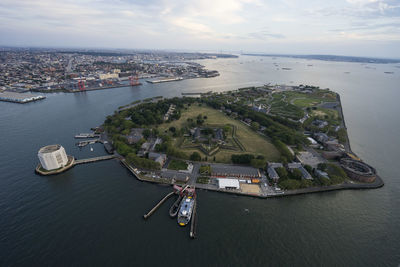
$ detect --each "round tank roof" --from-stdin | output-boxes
[39,144,63,154]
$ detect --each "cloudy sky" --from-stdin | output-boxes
[1,0,399,57]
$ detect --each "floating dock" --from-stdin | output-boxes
[0,91,45,104]
[76,139,101,147]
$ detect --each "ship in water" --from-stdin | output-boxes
[177,195,195,226]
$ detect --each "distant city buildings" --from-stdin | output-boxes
[0,48,227,92]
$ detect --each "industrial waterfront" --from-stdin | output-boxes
[1,56,399,266]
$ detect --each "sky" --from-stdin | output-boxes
[0,0,399,58]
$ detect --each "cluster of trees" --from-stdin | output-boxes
[155,135,188,159]
[231,154,266,168]
[190,152,201,161]
[126,153,160,170]
[272,139,294,163]
[104,97,198,134]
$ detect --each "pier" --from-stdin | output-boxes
[143,191,175,219]
[76,139,101,147]
[74,155,117,165]
[189,199,197,239]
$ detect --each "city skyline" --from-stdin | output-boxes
[1,0,400,58]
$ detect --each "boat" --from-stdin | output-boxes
[177,195,195,226]
[169,195,182,218]
[90,146,93,152]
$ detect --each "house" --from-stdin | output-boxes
[126,128,144,144]
[312,119,328,129]
[315,169,329,179]
[287,162,313,180]
[314,132,329,143]
[148,152,167,166]
[267,162,283,181]
[214,128,224,141]
[210,164,260,178]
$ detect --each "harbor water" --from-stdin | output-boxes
[0,56,399,266]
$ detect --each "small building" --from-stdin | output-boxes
[126,128,144,144]
[148,152,167,166]
[210,164,260,178]
[314,132,329,143]
[315,169,329,179]
[267,162,283,181]
[38,144,69,171]
[218,178,240,190]
[307,137,318,146]
[312,119,328,129]
[287,162,313,180]
[161,171,189,182]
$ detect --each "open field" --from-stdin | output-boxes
[288,91,336,108]
[311,108,339,120]
[240,184,261,194]
[161,104,280,163]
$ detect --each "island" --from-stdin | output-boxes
[101,84,384,198]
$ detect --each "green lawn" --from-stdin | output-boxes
[161,104,281,163]
[167,159,188,170]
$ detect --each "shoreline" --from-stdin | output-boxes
[119,157,384,199]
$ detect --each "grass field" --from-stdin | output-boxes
[167,159,188,170]
[161,104,281,163]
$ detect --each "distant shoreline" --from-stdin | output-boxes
[243,53,400,64]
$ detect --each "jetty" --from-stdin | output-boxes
[74,155,117,165]
[143,191,175,219]
[36,155,118,176]
[74,133,100,139]
[189,199,197,239]
[76,139,101,147]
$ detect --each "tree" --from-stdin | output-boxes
[143,129,151,139]
[275,167,288,180]
[231,154,255,164]
[190,152,201,161]
[279,179,300,190]
[300,179,313,188]
[304,165,313,173]
[290,169,303,180]
[251,159,266,168]
[251,122,260,131]
[330,175,345,185]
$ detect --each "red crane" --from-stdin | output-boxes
[77,80,85,91]
[129,75,140,86]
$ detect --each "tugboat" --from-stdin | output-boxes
[177,195,195,226]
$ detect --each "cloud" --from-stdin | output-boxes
[0,0,399,57]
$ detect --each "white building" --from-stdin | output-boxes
[218,178,240,190]
[38,145,69,170]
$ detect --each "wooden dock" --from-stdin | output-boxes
[143,191,175,219]
[74,155,117,165]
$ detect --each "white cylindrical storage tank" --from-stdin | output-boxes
[38,145,69,171]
